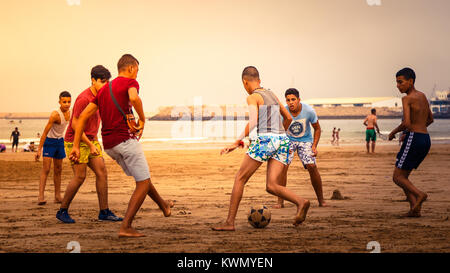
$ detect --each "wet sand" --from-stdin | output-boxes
[0,144,449,253]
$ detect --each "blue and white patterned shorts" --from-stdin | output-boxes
[246,135,290,165]
[287,141,316,168]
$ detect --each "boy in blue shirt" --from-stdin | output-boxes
[275,88,326,208]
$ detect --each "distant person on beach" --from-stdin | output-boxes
[274,88,326,208]
[10,127,20,152]
[0,143,6,153]
[35,91,72,205]
[331,127,336,145]
[212,66,310,231]
[23,142,35,152]
[335,128,341,146]
[364,108,381,153]
[69,54,173,237]
[388,67,433,217]
[56,65,122,224]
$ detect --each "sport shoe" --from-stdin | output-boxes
[98,209,123,222]
[56,209,76,223]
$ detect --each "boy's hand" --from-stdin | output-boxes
[89,144,100,156]
[312,146,318,156]
[388,131,396,141]
[69,147,81,163]
[135,119,145,140]
[220,140,244,155]
[35,150,41,161]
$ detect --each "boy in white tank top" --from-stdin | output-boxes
[36,91,72,205]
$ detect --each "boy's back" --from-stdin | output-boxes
[404,90,432,133]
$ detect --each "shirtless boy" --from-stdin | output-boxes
[364,109,381,153]
[388,67,433,217]
[36,91,71,205]
[212,66,310,231]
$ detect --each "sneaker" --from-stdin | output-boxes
[56,209,75,224]
[98,209,123,222]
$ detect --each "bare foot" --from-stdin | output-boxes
[211,223,235,231]
[118,227,145,238]
[319,201,327,207]
[38,200,47,206]
[162,200,174,217]
[294,200,310,226]
[412,193,428,214]
[272,203,284,209]
[54,198,62,204]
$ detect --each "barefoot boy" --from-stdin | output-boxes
[69,54,173,237]
[364,108,381,153]
[388,67,433,217]
[56,65,122,223]
[274,88,326,208]
[212,66,310,231]
[36,91,71,205]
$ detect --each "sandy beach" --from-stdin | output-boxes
[0,144,449,253]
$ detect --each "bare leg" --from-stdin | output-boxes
[145,178,173,217]
[212,155,262,231]
[60,164,87,209]
[38,157,52,205]
[119,179,151,237]
[393,168,427,216]
[371,141,376,153]
[87,157,108,210]
[53,158,63,203]
[366,141,370,153]
[274,164,289,208]
[306,164,326,207]
[266,159,310,226]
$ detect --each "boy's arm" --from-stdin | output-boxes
[374,117,380,134]
[274,96,292,130]
[426,101,434,127]
[69,103,98,162]
[35,111,59,160]
[389,97,410,140]
[221,95,258,155]
[71,116,99,155]
[363,116,368,126]
[128,87,145,136]
[311,121,321,156]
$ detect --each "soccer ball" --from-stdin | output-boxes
[248,205,271,228]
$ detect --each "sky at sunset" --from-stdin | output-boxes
[1,0,449,112]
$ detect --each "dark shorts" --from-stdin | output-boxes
[395,132,431,171]
[43,137,66,159]
[12,140,19,147]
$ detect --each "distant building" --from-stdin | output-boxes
[430,90,450,114]
[302,97,402,108]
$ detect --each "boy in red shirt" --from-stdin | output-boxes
[56,65,122,223]
[70,54,173,237]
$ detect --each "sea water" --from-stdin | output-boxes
[1,118,449,150]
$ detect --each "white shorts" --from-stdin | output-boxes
[287,141,316,168]
[105,139,151,182]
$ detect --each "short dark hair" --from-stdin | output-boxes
[242,66,260,80]
[285,88,300,98]
[371,108,376,114]
[59,91,71,99]
[396,67,416,84]
[118,54,139,71]
[91,65,111,81]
